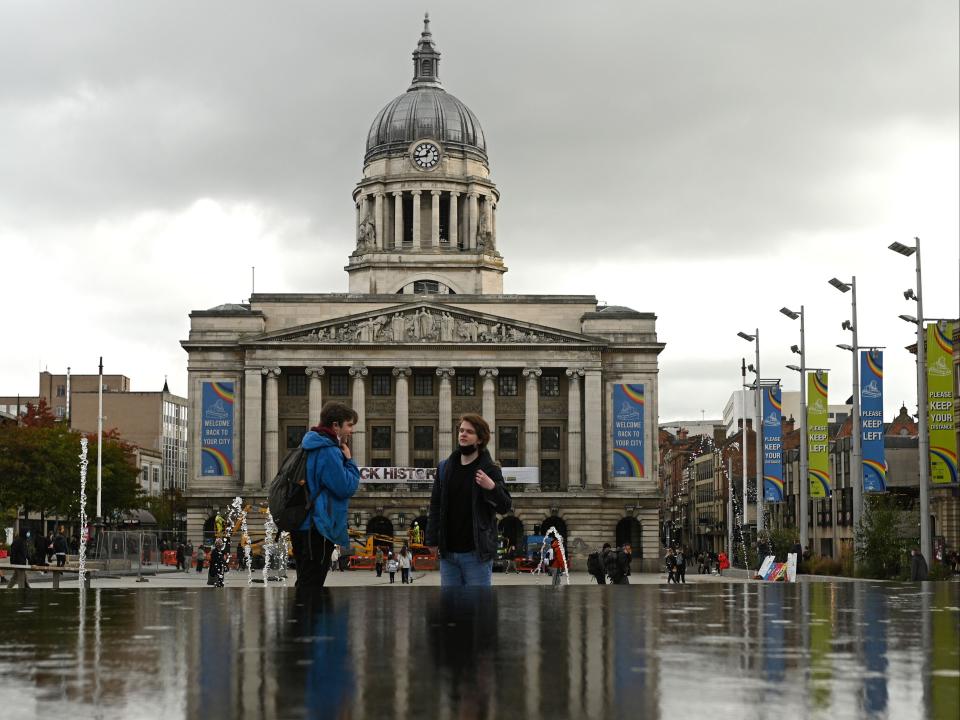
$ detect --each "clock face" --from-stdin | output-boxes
[412,141,441,170]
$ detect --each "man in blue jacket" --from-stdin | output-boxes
[292,401,361,588]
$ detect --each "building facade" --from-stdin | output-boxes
[181,18,665,569]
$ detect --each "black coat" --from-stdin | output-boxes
[53,535,68,554]
[910,553,929,581]
[10,537,29,565]
[426,448,512,562]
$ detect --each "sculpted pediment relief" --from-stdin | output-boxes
[248,303,600,346]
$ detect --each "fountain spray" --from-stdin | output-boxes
[78,437,89,586]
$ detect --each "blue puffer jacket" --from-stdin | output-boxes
[298,431,360,547]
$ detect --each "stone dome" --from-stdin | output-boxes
[365,87,487,164]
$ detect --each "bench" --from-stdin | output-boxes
[4,564,96,590]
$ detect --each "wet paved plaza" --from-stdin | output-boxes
[0,582,958,720]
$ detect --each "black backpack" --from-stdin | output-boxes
[267,446,314,533]
[587,551,603,576]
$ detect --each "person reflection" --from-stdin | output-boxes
[426,588,499,719]
[292,588,355,718]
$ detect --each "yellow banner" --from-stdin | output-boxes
[927,322,957,484]
[808,371,831,498]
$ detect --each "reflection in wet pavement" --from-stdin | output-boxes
[0,583,957,719]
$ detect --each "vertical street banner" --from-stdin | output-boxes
[201,381,235,476]
[762,384,783,501]
[613,384,645,478]
[807,371,831,497]
[860,350,887,493]
[927,322,958,485]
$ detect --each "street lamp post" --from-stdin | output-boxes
[739,330,763,534]
[781,306,808,551]
[830,277,862,554]
[890,238,931,566]
[740,357,749,554]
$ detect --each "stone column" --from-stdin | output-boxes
[243,367,263,490]
[305,366,325,427]
[374,193,384,250]
[584,369,603,488]
[393,192,404,248]
[393,367,411,467]
[349,366,368,465]
[449,192,459,248]
[436,367,455,458]
[523,368,542,467]
[411,191,421,250]
[478,368,498,457]
[262,367,281,482]
[566,368,584,489]
[431,191,441,247]
[467,192,479,249]
[491,202,497,247]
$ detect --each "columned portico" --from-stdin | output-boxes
[467,192,479,249]
[566,368,583,488]
[350,366,368,465]
[262,367,281,482]
[243,367,263,491]
[436,367,455,457]
[584,369,603,488]
[374,193,384,249]
[523,368,542,467]
[478,368,498,457]
[305,366,325,426]
[393,367,412,466]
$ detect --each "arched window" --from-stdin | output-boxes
[366,516,395,548]
[539,516,568,540]
[616,517,643,558]
[498,516,524,551]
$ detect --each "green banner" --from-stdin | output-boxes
[927,322,957,485]
[808,371,831,497]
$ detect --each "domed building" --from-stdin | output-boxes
[182,16,665,570]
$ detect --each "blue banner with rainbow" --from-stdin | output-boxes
[860,350,886,493]
[762,384,783,501]
[201,381,235,476]
[613,384,645,478]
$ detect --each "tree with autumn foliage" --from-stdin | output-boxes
[0,400,142,528]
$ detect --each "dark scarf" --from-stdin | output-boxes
[310,425,340,443]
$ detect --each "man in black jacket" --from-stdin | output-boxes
[427,414,512,586]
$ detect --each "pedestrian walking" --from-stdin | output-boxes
[196,546,205,573]
[426,413,512,587]
[207,538,226,587]
[550,536,565,586]
[386,552,398,583]
[8,531,31,588]
[290,401,361,589]
[375,547,384,577]
[53,529,68,568]
[588,543,609,584]
[330,545,340,571]
[676,548,687,583]
[665,548,676,583]
[399,547,411,584]
[604,544,631,584]
[909,547,928,581]
[175,542,185,571]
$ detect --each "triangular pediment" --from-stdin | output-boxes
[245,302,604,346]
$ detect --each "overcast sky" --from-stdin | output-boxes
[1,1,957,425]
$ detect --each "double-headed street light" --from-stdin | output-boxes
[829,277,862,556]
[738,330,763,534]
[889,238,931,565]
[781,305,808,551]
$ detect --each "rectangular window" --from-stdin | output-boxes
[414,374,433,396]
[541,459,561,490]
[56,384,66,397]
[371,457,392,467]
[329,374,349,396]
[414,426,434,450]
[498,374,518,396]
[456,374,475,396]
[55,406,66,418]
[540,376,560,397]
[286,374,307,396]
[372,426,392,450]
[371,374,392,396]
[500,458,519,467]
[540,426,561,451]
[286,425,306,449]
[414,457,435,469]
[498,426,519,450]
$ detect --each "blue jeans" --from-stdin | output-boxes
[440,552,493,586]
